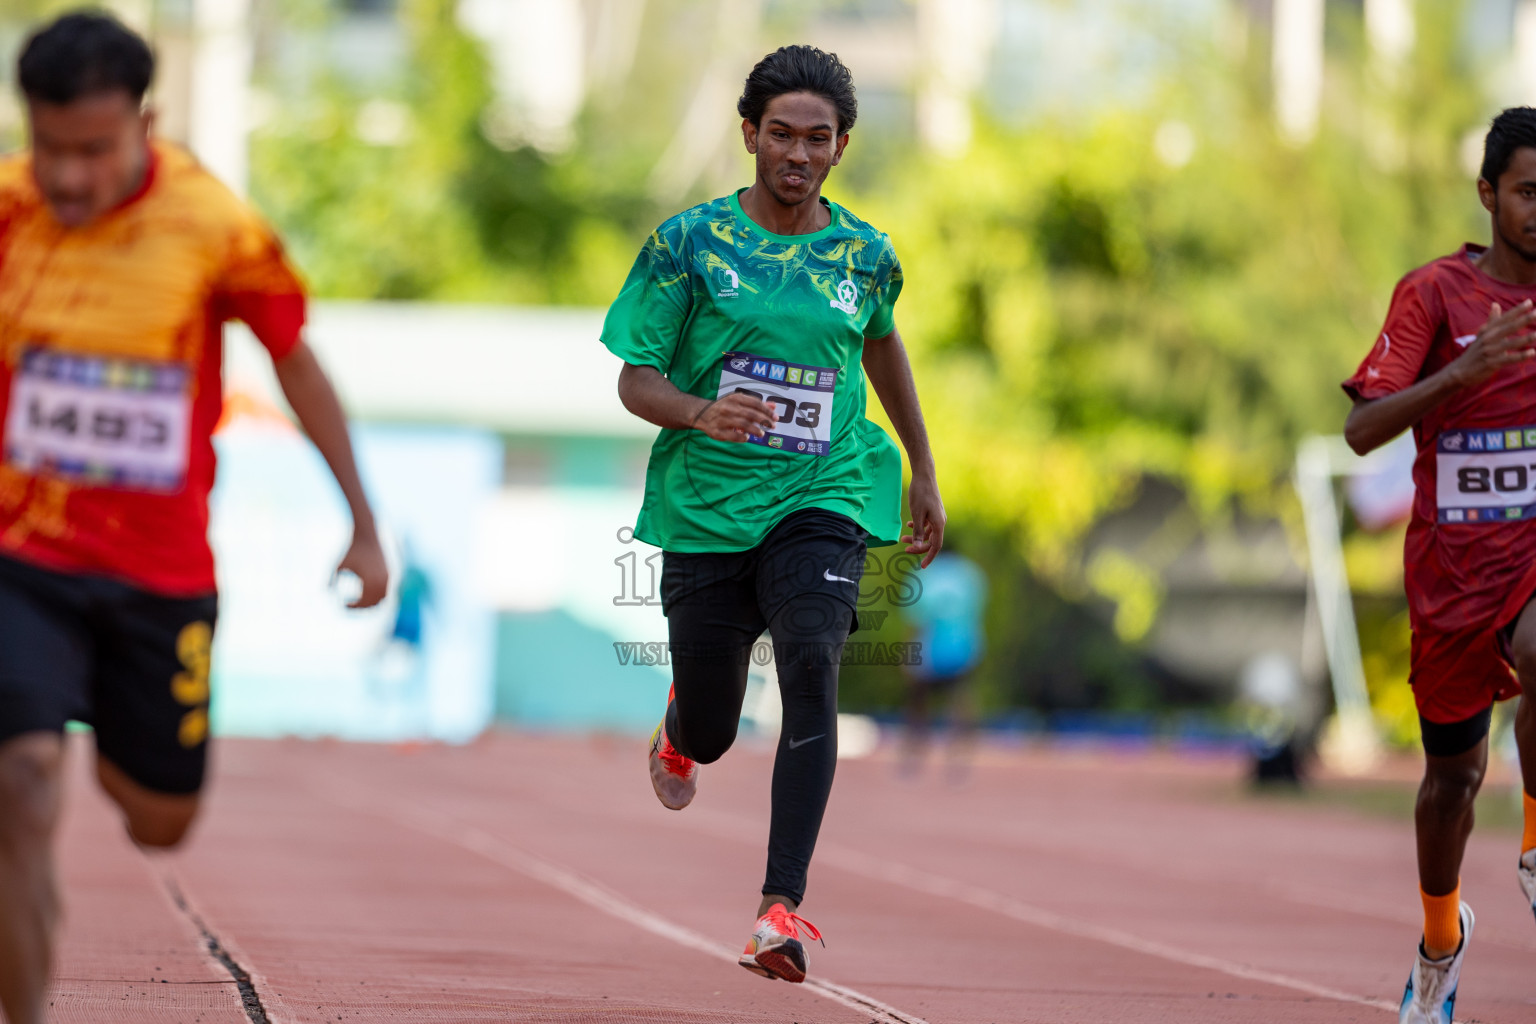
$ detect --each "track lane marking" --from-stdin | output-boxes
[319,780,931,1024]
[813,843,1401,1014]
[648,807,1403,1015]
[348,765,1408,1015]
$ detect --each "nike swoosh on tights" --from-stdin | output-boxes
[823,569,855,583]
[787,734,826,750]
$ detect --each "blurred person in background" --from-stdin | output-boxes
[899,543,986,780]
[0,13,387,1024]
[602,45,943,985]
[1342,106,1536,1024]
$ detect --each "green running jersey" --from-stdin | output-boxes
[601,190,904,553]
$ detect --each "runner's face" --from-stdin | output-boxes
[1483,146,1536,263]
[743,92,848,207]
[27,91,151,228]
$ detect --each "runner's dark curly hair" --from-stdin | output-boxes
[1481,107,1536,187]
[738,46,857,136]
[18,10,154,105]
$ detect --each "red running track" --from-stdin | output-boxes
[47,734,1536,1023]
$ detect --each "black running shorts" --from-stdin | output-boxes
[660,507,868,631]
[0,553,217,795]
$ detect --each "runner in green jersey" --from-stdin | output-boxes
[601,45,944,984]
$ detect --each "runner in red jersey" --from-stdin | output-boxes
[1343,107,1536,1024]
[0,14,388,1024]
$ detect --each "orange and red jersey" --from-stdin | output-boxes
[1344,245,1536,654]
[0,140,305,595]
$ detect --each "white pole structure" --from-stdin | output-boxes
[1365,0,1414,75]
[1294,435,1387,775]
[916,0,999,157]
[1517,0,1536,104]
[645,0,762,203]
[1273,0,1325,144]
[188,0,252,195]
[459,0,586,153]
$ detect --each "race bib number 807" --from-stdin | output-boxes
[716,350,837,456]
[5,349,192,491]
[1437,426,1536,523]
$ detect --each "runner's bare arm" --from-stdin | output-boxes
[1344,300,1536,455]
[616,362,778,443]
[272,340,389,609]
[862,328,945,566]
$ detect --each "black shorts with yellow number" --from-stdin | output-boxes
[0,554,216,795]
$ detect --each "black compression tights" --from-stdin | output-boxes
[665,592,852,906]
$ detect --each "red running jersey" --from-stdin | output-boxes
[1343,244,1536,635]
[0,142,306,596]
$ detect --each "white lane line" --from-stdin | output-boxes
[652,809,1401,1014]
[320,782,930,1024]
[815,843,1400,1014]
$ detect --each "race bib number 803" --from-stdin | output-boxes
[5,349,192,491]
[1437,426,1536,523]
[716,350,837,456]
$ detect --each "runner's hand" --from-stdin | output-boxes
[901,474,946,568]
[1450,300,1536,389]
[336,528,390,609]
[692,392,778,443]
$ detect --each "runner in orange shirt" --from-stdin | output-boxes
[0,13,388,1023]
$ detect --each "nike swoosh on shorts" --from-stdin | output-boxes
[823,569,854,583]
[787,734,826,749]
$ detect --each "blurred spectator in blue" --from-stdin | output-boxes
[369,538,435,717]
[901,545,987,778]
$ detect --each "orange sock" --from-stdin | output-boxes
[1421,884,1462,954]
[1524,791,1536,855]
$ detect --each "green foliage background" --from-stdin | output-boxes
[0,0,1501,732]
[242,0,1499,731]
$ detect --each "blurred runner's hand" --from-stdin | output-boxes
[902,474,946,568]
[337,530,389,609]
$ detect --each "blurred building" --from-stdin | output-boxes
[216,304,674,738]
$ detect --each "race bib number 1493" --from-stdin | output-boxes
[1437,426,1536,523]
[5,349,192,491]
[716,351,837,456]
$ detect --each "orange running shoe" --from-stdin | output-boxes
[647,687,696,810]
[739,903,823,983]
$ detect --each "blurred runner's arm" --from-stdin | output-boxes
[862,327,945,567]
[273,340,389,608]
[617,362,778,443]
[1345,300,1536,455]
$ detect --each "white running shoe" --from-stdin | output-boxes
[647,687,696,811]
[1398,902,1475,1024]
[1520,849,1536,923]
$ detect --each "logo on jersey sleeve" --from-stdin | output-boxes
[830,279,858,315]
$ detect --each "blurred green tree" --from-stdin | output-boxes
[0,0,1487,725]
[845,1,1487,721]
